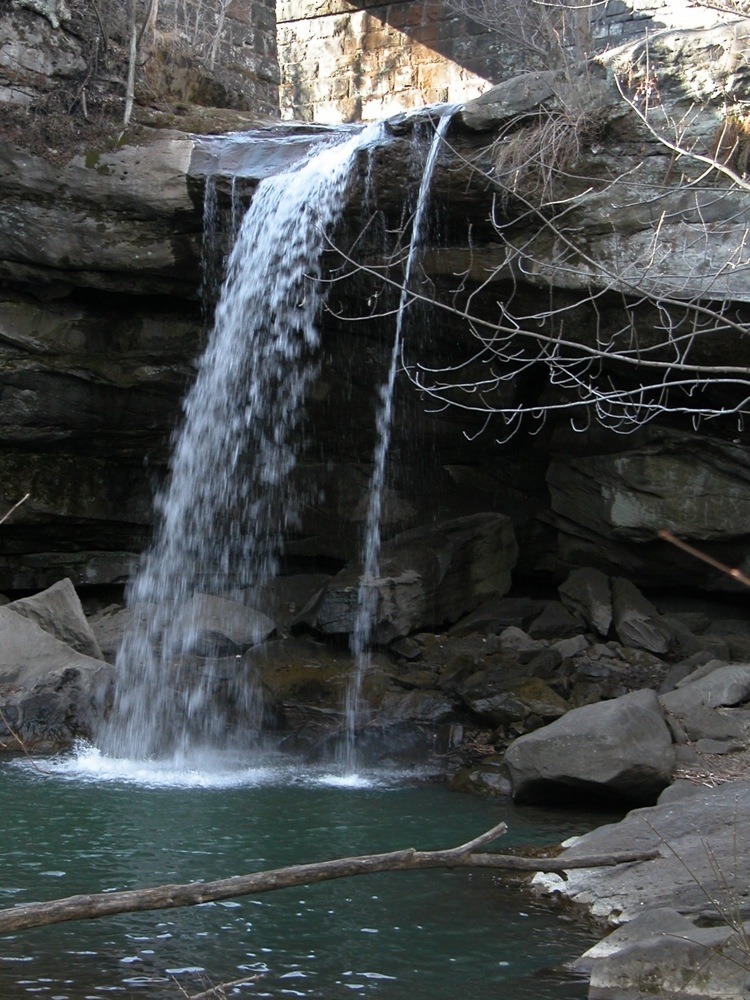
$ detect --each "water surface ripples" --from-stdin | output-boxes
[0,751,604,999]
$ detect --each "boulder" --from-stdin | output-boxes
[543,781,750,925]
[576,907,750,1000]
[5,578,102,659]
[242,635,351,726]
[460,63,616,131]
[300,513,518,643]
[465,677,568,728]
[247,574,331,629]
[527,600,581,640]
[87,604,134,662]
[660,663,750,753]
[495,625,547,661]
[504,688,675,805]
[611,577,674,654]
[449,759,511,797]
[665,701,744,745]
[661,663,750,714]
[0,605,110,749]
[448,596,547,636]
[181,593,276,655]
[705,620,750,661]
[379,688,455,725]
[558,566,612,637]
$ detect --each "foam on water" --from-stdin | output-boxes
[310,771,376,790]
[18,743,422,791]
[31,744,278,790]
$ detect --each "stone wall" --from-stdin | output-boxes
[277,0,741,123]
[277,0,503,122]
[151,0,279,113]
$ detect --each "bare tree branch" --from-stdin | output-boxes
[0,822,658,934]
[327,25,750,443]
[0,493,29,525]
[659,530,750,587]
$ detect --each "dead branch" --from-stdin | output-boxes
[0,493,29,525]
[0,820,658,935]
[659,530,750,588]
[0,706,51,775]
[174,975,262,1000]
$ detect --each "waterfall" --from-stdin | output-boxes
[200,174,222,312]
[99,124,380,763]
[342,109,455,772]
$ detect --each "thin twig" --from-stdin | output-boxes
[0,493,29,525]
[0,707,50,775]
[178,975,262,1000]
[659,530,750,588]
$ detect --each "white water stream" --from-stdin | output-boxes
[100,124,381,763]
[342,110,455,773]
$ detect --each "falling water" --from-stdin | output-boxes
[342,109,456,771]
[200,174,222,310]
[99,124,380,763]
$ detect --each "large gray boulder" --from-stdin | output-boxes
[576,907,750,1000]
[5,578,102,659]
[660,663,750,753]
[0,605,110,749]
[504,688,675,805]
[300,513,518,643]
[662,663,750,714]
[542,781,750,925]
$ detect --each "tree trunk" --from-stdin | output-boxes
[0,821,658,935]
[123,0,137,127]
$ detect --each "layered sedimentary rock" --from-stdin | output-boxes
[1,14,750,597]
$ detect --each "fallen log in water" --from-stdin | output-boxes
[0,820,658,934]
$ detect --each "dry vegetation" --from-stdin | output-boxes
[0,0,255,162]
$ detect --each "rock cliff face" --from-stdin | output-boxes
[0,128,206,588]
[1,14,750,599]
[1,0,278,115]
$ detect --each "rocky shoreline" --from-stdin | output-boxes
[1,562,750,998]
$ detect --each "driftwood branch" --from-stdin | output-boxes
[0,821,657,935]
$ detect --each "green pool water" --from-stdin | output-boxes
[0,750,604,999]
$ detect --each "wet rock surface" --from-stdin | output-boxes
[574,905,750,1000]
[10,567,750,783]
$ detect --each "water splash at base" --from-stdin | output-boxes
[29,741,433,791]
